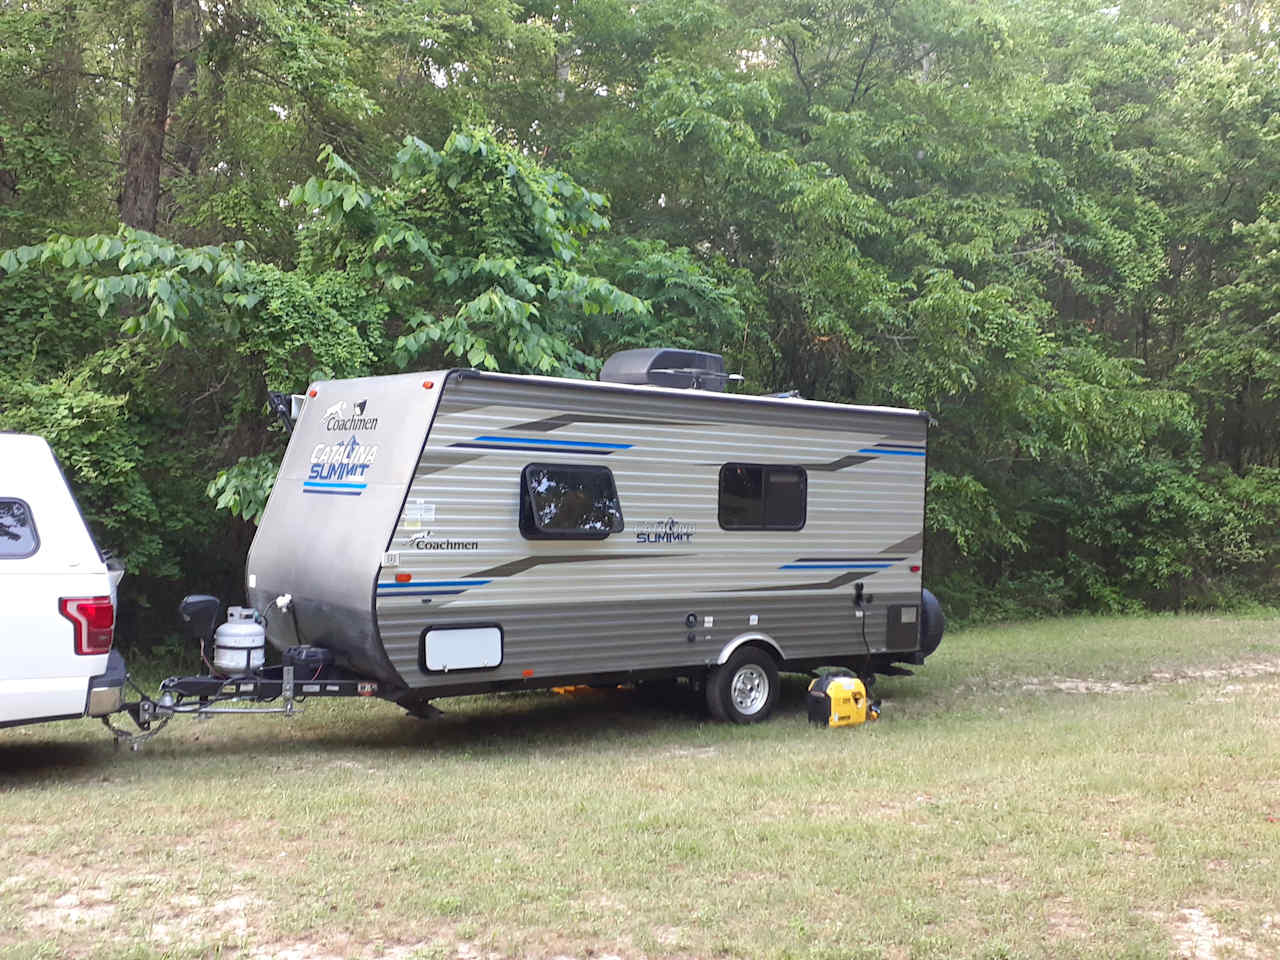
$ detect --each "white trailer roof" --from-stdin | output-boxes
[451,370,930,421]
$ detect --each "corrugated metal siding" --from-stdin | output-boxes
[375,375,927,688]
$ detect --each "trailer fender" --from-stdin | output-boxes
[715,632,785,667]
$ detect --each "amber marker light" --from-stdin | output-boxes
[308,389,317,397]
[522,669,534,678]
[422,380,434,389]
[395,573,412,583]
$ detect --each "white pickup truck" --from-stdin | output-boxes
[0,433,126,729]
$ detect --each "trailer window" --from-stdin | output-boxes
[718,464,807,531]
[0,498,39,558]
[520,464,624,539]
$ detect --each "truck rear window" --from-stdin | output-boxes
[0,498,39,558]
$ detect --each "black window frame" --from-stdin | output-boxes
[519,462,625,540]
[0,497,40,559]
[717,463,808,531]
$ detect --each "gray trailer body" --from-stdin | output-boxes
[246,369,930,707]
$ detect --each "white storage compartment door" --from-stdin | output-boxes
[422,626,502,672]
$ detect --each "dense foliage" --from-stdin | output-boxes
[1,0,1277,644]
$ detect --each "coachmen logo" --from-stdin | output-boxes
[407,531,479,551]
[636,517,695,544]
[323,399,378,432]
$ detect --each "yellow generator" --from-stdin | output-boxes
[807,674,879,728]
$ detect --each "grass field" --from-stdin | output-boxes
[2,614,1278,960]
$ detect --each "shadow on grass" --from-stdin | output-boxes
[0,737,115,782]
[0,668,948,784]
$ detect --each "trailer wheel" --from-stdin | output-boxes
[920,588,945,657]
[706,646,780,724]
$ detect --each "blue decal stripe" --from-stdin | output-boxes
[303,489,363,496]
[857,448,925,457]
[472,435,632,450]
[379,579,492,588]
[303,480,368,489]
[780,563,894,570]
[452,443,617,456]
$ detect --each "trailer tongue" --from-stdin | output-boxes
[103,595,387,749]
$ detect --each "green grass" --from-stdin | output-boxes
[2,613,1279,960]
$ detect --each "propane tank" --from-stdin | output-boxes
[213,607,266,675]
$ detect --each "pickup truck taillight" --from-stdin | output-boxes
[59,596,115,655]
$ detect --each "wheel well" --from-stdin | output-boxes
[739,639,781,661]
[716,633,784,666]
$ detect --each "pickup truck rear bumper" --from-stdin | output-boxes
[87,649,127,717]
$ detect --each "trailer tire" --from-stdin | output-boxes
[704,672,728,722]
[920,588,945,657]
[706,646,779,724]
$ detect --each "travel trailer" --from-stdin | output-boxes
[223,349,943,725]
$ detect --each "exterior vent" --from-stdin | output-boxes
[599,348,732,391]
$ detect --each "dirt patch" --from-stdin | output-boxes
[1144,905,1278,960]
[1046,898,1089,939]
[147,891,262,947]
[1169,907,1257,959]
[25,888,117,932]
[971,876,1014,895]
[456,943,514,960]
[663,746,717,758]
[250,945,348,960]
[652,925,682,946]
[1021,678,1144,694]
[251,940,453,960]
[1018,658,1280,696]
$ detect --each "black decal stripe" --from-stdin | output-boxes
[450,442,616,455]
[437,400,495,415]
[798,454,877,471]
[468,552,685,579]
[693,453,875,470]
[415,453,484,476]
[882,532,924,554]
[792,556,907,563]
[508,413,706,432]
[714,570,880,593]
[873,441,925,450]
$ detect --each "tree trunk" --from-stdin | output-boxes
[120,0,175,232]
[1233,375,1248,475]
[169,0,203,175]
[57,3,84,117]
[0,138,17,204]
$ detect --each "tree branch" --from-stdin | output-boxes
[849,32,880,107]
[784,37,812,106]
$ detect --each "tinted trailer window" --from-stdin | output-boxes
[718,464,807,530]
[519,464,625,539]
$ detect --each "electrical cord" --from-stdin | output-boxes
[289,602,305,646]
[853,582,873,662]
[860,596,872,661]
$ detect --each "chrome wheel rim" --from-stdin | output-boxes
[730,664,769,715]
